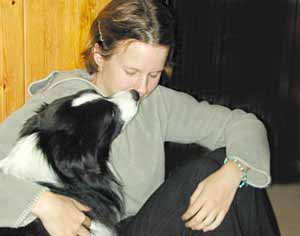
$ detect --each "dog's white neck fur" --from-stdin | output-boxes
[0,133,59,184]
[91,221,116,236]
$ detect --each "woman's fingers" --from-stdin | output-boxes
[72,199,91,212]
[203,210,226,232]
[77,225,91,236]
[192,209,218,230]
[181,183,204,220]
[189,182,204,205]
[71,199,91,230]
[185,202,214,228]
[82,215,92,229]
[182,198,205,221]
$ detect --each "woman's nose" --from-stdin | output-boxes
[136,79,148,98]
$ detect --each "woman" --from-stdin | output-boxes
[0,0,280,235]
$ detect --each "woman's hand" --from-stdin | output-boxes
[32,191,91,236]
[181,161,246,232]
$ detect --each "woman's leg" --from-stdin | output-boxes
[117,148,280,236]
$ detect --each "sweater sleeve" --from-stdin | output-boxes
[158,86,271,188]
[0,92,49,227]
[0,79,93,227]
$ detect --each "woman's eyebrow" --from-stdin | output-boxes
[124,66,140,72]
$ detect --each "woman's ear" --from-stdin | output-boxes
[92,43,103,70]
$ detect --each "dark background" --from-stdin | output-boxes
[162,0,300,183]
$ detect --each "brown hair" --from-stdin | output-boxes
[82,0,175,76]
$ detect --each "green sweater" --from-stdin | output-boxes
[0,69,271,227]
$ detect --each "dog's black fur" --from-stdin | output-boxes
[0,89,139,236]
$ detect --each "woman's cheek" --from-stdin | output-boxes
[149,78,160,90]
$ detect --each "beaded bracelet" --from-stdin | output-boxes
[224,157,248,188]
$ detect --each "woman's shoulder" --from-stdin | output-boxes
[143,85,196,114]
[153,85,197,102]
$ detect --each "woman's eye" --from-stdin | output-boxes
[149,73,160,79]
[125,70,137,76]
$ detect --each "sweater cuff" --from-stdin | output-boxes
[14,187,49,228]
[227,156,271,188]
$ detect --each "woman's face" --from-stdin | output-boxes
[93,40,169,99]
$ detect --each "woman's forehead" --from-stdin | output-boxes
[113,40,169,70]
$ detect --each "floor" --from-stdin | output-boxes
[267,184,300,236]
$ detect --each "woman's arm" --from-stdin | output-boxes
[155,86,270,232]
[157,86,270,188]
[0,92,50,227]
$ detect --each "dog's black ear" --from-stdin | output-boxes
[38,130,83,182]
[20,103,49,137]
[39,129,108,182]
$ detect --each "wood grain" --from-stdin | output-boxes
[24,0,109,98]
[0,0,25,121]
[0,0,110,121]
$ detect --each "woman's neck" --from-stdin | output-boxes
[91,76,109,97]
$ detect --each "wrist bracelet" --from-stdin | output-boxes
[224,156,248,188]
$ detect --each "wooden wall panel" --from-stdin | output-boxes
[0,0,25,121]
[24,0,110,98]
[0,0,110,122]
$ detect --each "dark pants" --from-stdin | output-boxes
[117,148,281,236]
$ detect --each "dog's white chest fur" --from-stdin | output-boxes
[0,133,59,184]
[91,221,116,236]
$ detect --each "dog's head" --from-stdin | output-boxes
[21,89,140,181]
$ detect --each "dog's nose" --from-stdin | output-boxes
[130,90,140,102]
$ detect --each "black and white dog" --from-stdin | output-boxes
[0,89,140,236]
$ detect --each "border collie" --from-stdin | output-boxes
[0,89,140,236]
